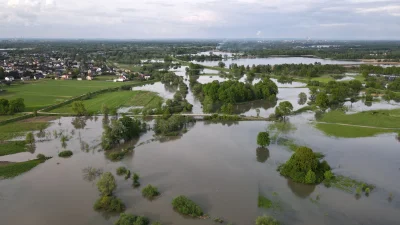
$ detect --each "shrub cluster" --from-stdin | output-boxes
[93,196,125,213]
[171,195,203,217]
[142,185,160,200]
[279,146,330,184]
[58,150,73,158]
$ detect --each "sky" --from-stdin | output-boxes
[1,0,400,39]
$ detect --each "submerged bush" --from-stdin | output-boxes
[279,146,330,184]
[58,150,73,158]
[115,213,149,225]
[93,195,125,213]
[133,173,140,187]
[36,154,46,160]
[142,185,160,199]
[255,215,281,225]
[116,166,127,176]
[171,195,203,217]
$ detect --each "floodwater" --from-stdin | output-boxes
[192,57,363,68]
[0,116,399,225]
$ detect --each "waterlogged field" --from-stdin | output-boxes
[0,117,399,225]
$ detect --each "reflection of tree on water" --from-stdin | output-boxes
[287,179,316,198]
[82,166,103,182]
[256,147,270,163]
[71,116,89,129]
[268,121,296,143]
[27,144,36,154]
[204,120,239,127]
[233,99,277,115]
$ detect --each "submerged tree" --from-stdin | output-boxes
[257,132,270,147]
[97,172,116,196]
[274,101,293,121]
[279,146,330,184]
[26,132,35,145]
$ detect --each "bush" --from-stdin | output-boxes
[257,132,270,147]
[133,173,140,187]
[36,154,46,160]
[142,185,160,199]
[93,195,125,213]
[125,170,131,180]
[255,215,281,225]
[171,195,203,217]
[97,172,116,196]
[58,150,73,158]
[116,166,128,176]
[115,213,149,225]
[279,146,330,184]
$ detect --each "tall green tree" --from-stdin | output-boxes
[257,132,270,147]
[274,101,293,121]
[72,101,87,116]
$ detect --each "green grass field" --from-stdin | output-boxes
[0,159,44,179]
[0,118,51,141]
[50,90,162,114]
[319,110,400,128]
[0,113,29,122]
[315,109,400,138]
[316,123,396,138]
[0,141,27,156]
[0,80,136,111]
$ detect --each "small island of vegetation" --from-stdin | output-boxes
[171,195,204,218]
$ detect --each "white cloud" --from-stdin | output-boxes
[356,5,400,16]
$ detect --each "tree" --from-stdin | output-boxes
[101,119,126,150]
[274,101,293,121]
[279,146,330,184]
[305,170,316,184]
[101,104,109,116]
[218,61,226,68]
[72,101,87,116]
[9,98,25,113]
[315,92,329,109]
[115,213,149,225]
[255,215,281,225]
[97,172,116,196]
[26,132,35,145]
[0,67,5,80]
[257,132,270,147]
[220,103,233,114]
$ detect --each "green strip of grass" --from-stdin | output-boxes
[50,90,162,114]
[0,159,43,179]
[316,123,396,138]
[0,141,27,156]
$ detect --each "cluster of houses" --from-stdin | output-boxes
[1,51,153,83]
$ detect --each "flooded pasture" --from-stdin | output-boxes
[0,116,399,225]
[192,57,363,68]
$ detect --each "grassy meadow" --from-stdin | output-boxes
[0,141,27,156]
[316,109,400,137]
[0,79,136,111]
[50,90,162,114]
[0,159,44,179]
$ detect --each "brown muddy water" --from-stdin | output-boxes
[0,116,399,225]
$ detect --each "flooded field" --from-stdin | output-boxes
[192,57,363,68]
[0,116,399,225]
